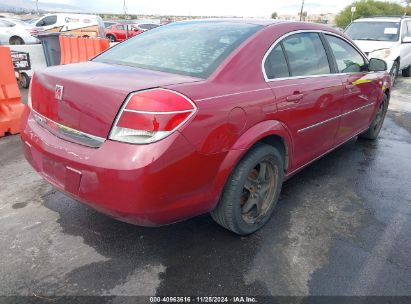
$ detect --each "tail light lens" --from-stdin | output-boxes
[27,75,33,109]
[109,88,197,144]
[26,29,39,37]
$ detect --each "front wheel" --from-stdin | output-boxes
[402,65,411,77]
[390,61,399,85]
[19,72,30,89]
[106,34,116,42]
[359,94,389,140]
[211,143,284,235]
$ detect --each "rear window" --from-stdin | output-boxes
[94,21,262,78]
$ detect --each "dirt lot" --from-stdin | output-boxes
[1,78,410,299]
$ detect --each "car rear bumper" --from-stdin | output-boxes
[24,35,41,44]
[21,108,225,226]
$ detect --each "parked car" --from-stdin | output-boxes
[104,21,116,28]
[0,18,42,45]
[105,23,139,42]
[105,22,158,42]
[345,16,411,83]
[29,13,105,38]
[133,22,159,31]
[22,20,391,235]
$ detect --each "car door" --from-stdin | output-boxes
[0,20,11,44]
[399,21,411,69]
[116,24,126,40]
[265,32,345,169]
[324,34,382,142]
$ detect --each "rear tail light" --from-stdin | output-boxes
[27,75,33,109]
[26,29,39,37]
[109,88,197,144]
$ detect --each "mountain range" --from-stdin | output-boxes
[0,0,85,13]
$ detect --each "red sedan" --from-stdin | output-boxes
[22,20,391,235]
[105,23,141,42]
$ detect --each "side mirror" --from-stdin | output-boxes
[369,58,387,72]
[402,36,411,43]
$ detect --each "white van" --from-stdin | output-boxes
[30,13,105,38]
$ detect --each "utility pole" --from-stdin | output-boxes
[124,0,128,39]
[36,0,39,15]
[299,0,305,21]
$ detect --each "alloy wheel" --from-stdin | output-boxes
[372,99,387,134]
[240,160,277,224]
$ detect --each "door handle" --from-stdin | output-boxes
[286,92,304,103]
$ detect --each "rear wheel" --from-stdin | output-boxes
[359,94,389,140]
[211,143,284,235]
[106,34,116,42]
[9,36,24,45]
[402,65,411,77]
[19,72,30,89]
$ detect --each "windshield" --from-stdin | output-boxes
[345,21,400,42]
[94,21,262,78]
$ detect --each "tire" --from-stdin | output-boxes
[211,143,284,235]
[9,36,24,45]
[390,61,399,85]
[19,73,30,89]
[106,34,116,42]
[359,94,389,140]
[402,65,411,77]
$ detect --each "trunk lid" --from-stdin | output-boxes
[31,61,200,139]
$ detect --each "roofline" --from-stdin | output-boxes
[172,18,289,26]
[362,15,410,18]
[353,15,410,22]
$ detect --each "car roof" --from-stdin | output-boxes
[179,18,287,26]
[353,16,410,23]
[1,18,27,25]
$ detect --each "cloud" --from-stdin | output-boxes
[40,0,404,16]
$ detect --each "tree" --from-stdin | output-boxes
[335,0,407,28]
[271,12,278,19]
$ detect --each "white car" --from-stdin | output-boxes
[345,16,411,83]
[0,18,42,45]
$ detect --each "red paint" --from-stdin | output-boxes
[21,21,391,226]
[105,23,142,42]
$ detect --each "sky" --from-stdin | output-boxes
[36,0,403,17]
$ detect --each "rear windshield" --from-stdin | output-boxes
[345,21,400,42]
[94,21,262,78]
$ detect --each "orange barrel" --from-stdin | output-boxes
[0,46,24,137]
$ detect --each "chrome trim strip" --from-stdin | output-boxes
[261,29,369,82]
[195,88,272,102]
[31,109,106,148]
[66,166,82,175]
[286,126,370,178]
[298,102,374,133]
[123,109,193,115]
